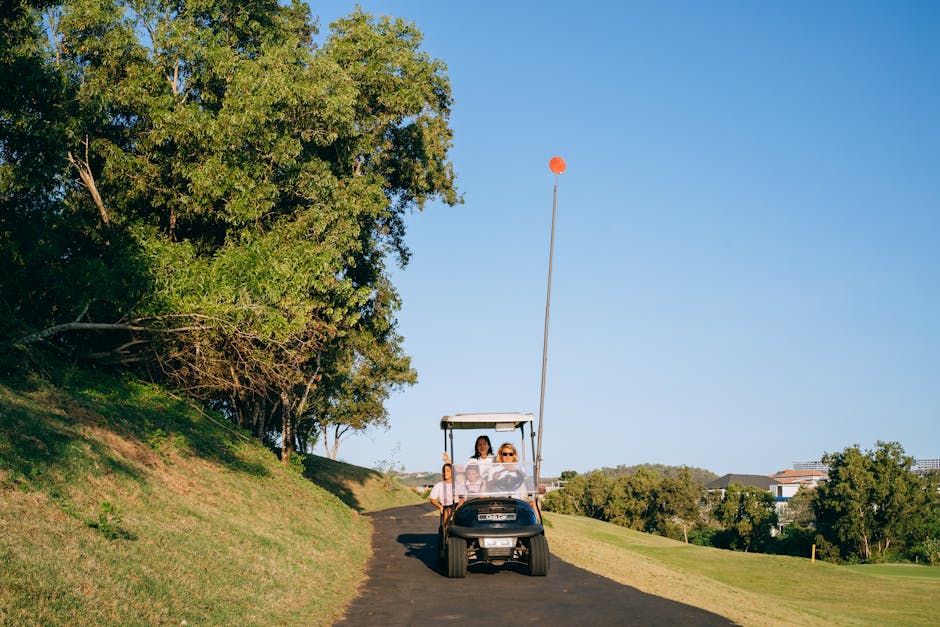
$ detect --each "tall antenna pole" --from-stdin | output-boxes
[536,156,566,486]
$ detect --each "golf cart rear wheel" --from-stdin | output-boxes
[446,536,467,578]
[526,534,549,576]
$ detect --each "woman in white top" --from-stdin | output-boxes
[443,435,496,472]
[430,463,458,523]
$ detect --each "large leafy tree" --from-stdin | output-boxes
[783,486,816,527]
[1,1,458,461]
[815,441,934,561]
[543,465,706,541]
[1,0,139,353]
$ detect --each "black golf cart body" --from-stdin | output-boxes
[438,412,549,578]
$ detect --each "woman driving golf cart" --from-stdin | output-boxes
[489,443,529,500]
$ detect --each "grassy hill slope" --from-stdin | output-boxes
[546,512,940,626]
[0,373,420,625]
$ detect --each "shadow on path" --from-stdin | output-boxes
[396,532,439,572]
[337,503,736,626]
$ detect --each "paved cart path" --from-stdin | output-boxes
[336,503,735,626]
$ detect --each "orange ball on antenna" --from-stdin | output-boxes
[549,156,566,174]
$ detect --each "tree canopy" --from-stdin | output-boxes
[1,0,458,460]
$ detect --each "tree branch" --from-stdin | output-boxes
[12,322,147,348]
[67,136,110,226]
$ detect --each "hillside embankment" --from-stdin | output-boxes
[0,373,420,625]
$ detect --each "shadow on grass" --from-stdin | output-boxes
[0,372,269,493]
[65,374,270,479]
[0,391,143,488]
[302,454,381,512]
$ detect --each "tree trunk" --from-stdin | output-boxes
[280,391,294,463]
[880,538,891,557]
[330,424,340,460]
[322,423,347,460]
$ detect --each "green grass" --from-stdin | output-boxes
[0,373,419,626]
[844,563,940,580]
[545,512,940,626]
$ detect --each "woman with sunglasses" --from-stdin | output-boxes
[491,444,540,517]
[489,443,528,496]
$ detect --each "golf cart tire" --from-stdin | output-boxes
[527,533,549,576]
[446,536,467,578]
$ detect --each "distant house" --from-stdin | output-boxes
[541,479,567,493]
[704,474,773,498]
[914,459,940,476]
[769,469,827,500]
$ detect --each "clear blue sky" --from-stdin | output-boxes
[310,1,940,477]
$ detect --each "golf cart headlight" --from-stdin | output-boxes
[481,537,516,548]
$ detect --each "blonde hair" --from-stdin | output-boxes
[497,443,517,458]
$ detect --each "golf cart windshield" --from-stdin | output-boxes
[454,461,536,499]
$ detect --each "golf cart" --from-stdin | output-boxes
[437,412,549,578]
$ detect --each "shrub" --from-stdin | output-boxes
[909,537,940,566]
[687,526,718,547]
[771,524,816,558]
[813,534,842,564]
[85,501,133,540]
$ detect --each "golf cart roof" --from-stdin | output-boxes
[440,412,536,431]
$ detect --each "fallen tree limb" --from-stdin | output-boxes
[11,322,149,348]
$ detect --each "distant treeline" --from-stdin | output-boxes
[592,463,718,485]
[543,443,940,565]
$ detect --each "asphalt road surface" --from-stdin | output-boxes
[335,503,735,626]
